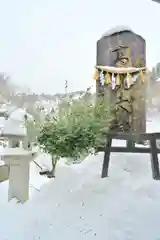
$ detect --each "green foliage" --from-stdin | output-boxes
[38,91,113,161]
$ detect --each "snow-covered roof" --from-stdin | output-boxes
[9,108,33,122]
[0,105,33,122]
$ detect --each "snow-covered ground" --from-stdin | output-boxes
[0,113,160,239]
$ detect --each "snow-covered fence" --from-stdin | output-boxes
[0,109,33,203]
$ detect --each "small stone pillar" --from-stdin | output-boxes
[0,117,32,203]
[1,149,32,203]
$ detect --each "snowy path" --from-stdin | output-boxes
[1,151,160,239]
[1,115,160,239]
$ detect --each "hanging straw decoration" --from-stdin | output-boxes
[132,73,139,83]
[140,70,145,83]
[100,71,105,85]
[94,66,146,91]
[111,73,116,90]
[127,73,134,86]
[115,74,121,86]
[105,72,111,85]
[93,69,99,80]
[124,76,130,89]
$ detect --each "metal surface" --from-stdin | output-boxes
[152,0,160,3]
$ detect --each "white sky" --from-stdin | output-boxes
[0,0,159,93]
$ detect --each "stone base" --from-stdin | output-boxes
[8,162,30,203]
[0,148,32,203]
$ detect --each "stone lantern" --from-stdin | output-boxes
[0,112,33,203]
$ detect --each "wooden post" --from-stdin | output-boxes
[101,138,112,178]
[150,138,160,180]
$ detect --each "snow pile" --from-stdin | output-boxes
[0,115,160,239]
[1,150,160,239]
[27,155,52,197]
